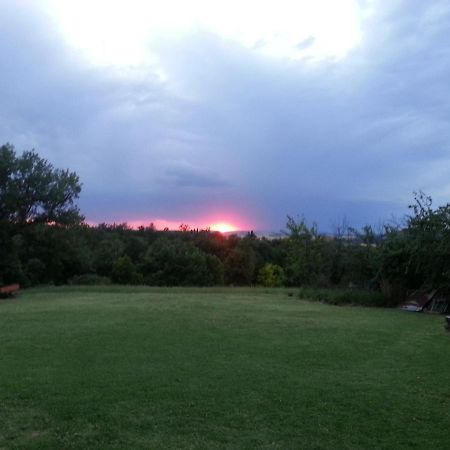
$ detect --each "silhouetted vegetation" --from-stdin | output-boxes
[2,145,450,306]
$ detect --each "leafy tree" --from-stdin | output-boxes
[258,263,285,287]
[205,254,225,285]
[112,256,142,284]
[404,192,450,290]
[0,143,83,225]
[94,236,125,276]
[25,258,46,286]
[377,226,412,302]
[224,246,256,285]
[142,238,213,286]
[284,216,328,286]
[375,192,450,300]
[125,236,148,262]
[0,223,27,285]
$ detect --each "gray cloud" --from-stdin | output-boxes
[296,36,315,51]
[164,161,230,188]
[1,0,450,230]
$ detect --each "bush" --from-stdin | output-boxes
[25,258,46,286]
[142,238,213,286]
[68,274,111,285]
[297,287,387,307]
[258,263,285,287]
[111,256,142,284]
[224,246,256,285]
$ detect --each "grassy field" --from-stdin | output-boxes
[0,286,448,449]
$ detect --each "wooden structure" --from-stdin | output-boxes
[0,284,20,298]
[400,290,434,312]
[428,296,450,314]
[400,289,450,314]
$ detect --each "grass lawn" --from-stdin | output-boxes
[0,286,448,449]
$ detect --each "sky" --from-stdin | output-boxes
[1,0,450,232]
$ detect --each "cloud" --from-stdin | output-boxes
[1,0,450,230]
[296,37,316,51]
[164,161,230,188]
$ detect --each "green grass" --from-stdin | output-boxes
[0,286,448,449]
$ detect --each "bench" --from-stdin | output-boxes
[0,284,20,298]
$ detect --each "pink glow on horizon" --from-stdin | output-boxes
[85,214,253,232]
[209,222,237,233]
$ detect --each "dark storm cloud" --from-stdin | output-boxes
[164,162,230,188]
[0,1,218,218]
[150,0,450,228]
[1,0,450,230]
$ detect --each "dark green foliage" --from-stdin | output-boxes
[142,238,220,286]
[297,287,387,307]
[283,216,330,286]
[377,192,450,300]
[125,236,148,262]
[0,143,83,225]
[257,263,285,287]
[377,228,412,302]
[205,254,225,285]
[0,224,29,286]
[0,144,84,285]
[224,244,256,285]
[24,258,46,286]
[111,256,142,285]
[1,150,448,305]
[406,192,450,290]
[0,205,425,298]
[94,236,125,276]
[68,274,111,285]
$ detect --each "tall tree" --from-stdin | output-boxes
[0,143,83,225]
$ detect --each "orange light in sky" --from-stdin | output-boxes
[86,215,249,232]
[209,222,237,233]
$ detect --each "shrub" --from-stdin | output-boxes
[111,256,142,284]
[224,246,256,285]
[25,258,46,286]
[68,274,111,285]
[258,263,285,287]
[141,238,212,286]
[297,287,387,307]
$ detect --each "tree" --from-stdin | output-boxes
[376,192,450,301]
[224,245,256,285]
[141,238,213,286]
[111,256,142,284]
[284,216,328,286]
[94,236,125,276]
[258,263,285,287]
[404,192,450,290]
[0,143,83,225]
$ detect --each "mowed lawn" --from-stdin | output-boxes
[0,287,448,449]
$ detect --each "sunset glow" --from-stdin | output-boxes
[209,222,238,233]
[86,216,247,232]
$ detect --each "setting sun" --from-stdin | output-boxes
[209,222,237,233]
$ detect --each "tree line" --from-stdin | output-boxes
[2,144,450,304]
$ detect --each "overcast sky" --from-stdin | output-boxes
[1,0,450,231]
